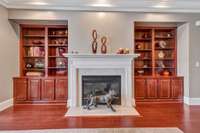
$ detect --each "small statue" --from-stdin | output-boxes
[101,36,107,54]
[91,30,98,54]
[84,89,118,112]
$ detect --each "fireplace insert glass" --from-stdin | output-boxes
[82,76,121,106]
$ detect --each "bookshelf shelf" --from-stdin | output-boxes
[23,45,45,47]
[48,35,68,38]
[48,44,68,47]
[48,67,67,69]
[24,35,45,38]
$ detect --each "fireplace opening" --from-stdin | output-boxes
[82,76,121,106]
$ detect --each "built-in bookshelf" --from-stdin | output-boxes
[20,25,68,77]
[134,27,176,77]
[134,25,183,103]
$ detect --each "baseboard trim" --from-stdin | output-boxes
[184,97,190,105]
[184,97,200,105]
[67,99,72,107]
[0,98,13,112]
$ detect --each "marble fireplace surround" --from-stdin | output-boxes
[63,54,139,108]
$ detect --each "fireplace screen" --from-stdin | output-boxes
[82,76,121,106]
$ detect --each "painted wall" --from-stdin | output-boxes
[7,10,200,98]
[177,23,190,98]
[0,6,18,103]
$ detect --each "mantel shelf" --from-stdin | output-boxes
[63,53,140,59]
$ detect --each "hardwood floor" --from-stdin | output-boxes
[0,103,200,133]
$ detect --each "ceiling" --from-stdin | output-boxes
[1,0,200,12]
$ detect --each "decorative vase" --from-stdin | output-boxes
[163,70,170,76]
[101,36,107,54]
[91,30,98,54]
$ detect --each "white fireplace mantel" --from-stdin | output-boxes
[63,53,139,108]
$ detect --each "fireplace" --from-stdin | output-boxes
[64,53,139,107]
[82,76,121,106]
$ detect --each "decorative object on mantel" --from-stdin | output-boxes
[116,48,124,54]
[91,30,98,54]
[116,48,130,54]
[101,36,107,54]
[84,89,118,112]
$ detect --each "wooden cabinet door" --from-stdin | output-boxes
[146,79,157,99]
[14,78,27,101]
[41,79,55,101]
[135,78,146,99]
[171,78,183,99]
[55,78,68,101]
[158,79,171,98]
[28,79,41,101]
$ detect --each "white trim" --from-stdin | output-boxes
[0,0,7,7]
[63,53,139,58]
[184,97,200,105]
[2,0,200,13]
[6,6,200,13]
[184,96,190,105]
[0,98,13,112]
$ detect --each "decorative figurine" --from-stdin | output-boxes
[158,51,165,59]
[124,48,130,54]
[117,48,124,54]
[116,48,130,54]
[159,40,167,48]
[91,30,98,54]
[84,89,118,112]
[101,36,107,54]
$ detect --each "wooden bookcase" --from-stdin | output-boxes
[134,26,183,103]
[20,25,68,77]
[134,27,176,77]
[13,24,68,104]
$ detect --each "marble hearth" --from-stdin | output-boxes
[63,54,139,108]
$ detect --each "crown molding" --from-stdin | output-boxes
[2,0,200,13]
[5,5,200,13]
[0,0,8,7]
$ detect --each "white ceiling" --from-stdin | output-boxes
[1,0,200,12]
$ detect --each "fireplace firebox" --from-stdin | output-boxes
[82,76,121,106]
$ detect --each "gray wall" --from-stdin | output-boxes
[0,6,18,102]
[7,9,200,99]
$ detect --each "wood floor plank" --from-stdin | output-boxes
[0,103,200,133]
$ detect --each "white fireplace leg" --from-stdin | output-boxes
[68,59,78,107]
